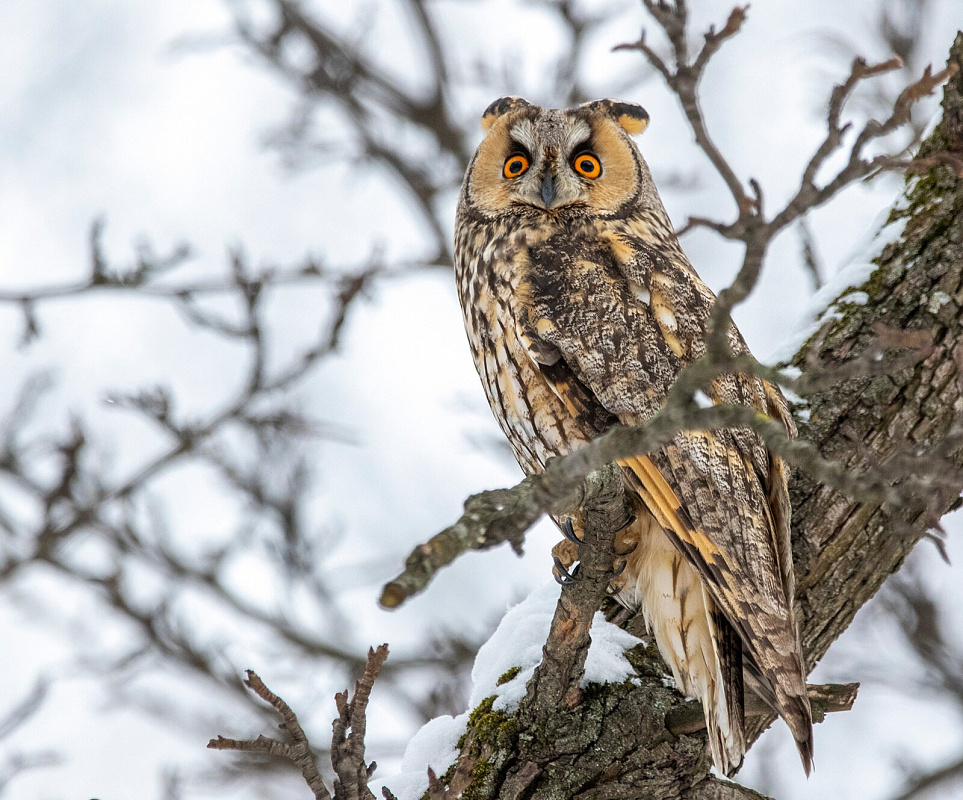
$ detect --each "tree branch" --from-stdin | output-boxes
[519,464,630,727]
[209,645,389,800]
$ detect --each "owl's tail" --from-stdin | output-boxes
[745,655,814,775]
[619,524,747,775]
[702,597,746,776]
[786,695,815,775]
[703,683,745,776]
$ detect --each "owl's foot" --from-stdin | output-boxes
[615,512,638,537]
[551,526,637,594]
[551,538,580,585]
[609,525,640,594]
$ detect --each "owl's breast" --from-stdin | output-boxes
[454,223,590,475]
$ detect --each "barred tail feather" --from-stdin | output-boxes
[778,686,814,775]
[705,603,746,775]
[702,682,744,776]
[745,654,814,775]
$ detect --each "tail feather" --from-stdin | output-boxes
[621,527,751,776]
[777,685,814,776]
[619,517,811,776]
[703,691,742,776]
[705,602,745,775]
[744,653,814,775]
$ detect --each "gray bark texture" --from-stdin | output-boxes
[419,33,963,800]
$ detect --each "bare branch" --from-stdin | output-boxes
[520,464,630,724]
[331,645,390,799]
[381,372,961,607]
[209,645,389,800]
[0,678,61,796]
[889,755,963,800]
[616,4,750,209]
[617,6,954,369]
[664,682,859,735]
[797,220,824,292]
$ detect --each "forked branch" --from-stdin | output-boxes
[380,346,958,608]
[615,4,955,360]
[209,644,389,800]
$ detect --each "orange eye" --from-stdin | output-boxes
[503,154,529,178]
[573,153,601,179]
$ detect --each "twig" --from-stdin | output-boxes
[664,682,859,735]
[615,5,954,365]
[208,645,389,800]
[209,670,333,800]
[520,464,631,726]
[889,755,963,800]
[380,358,959,608]
[332,645,389,799]
[615,4,750,208]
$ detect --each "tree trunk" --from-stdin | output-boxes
[432,33,963,800]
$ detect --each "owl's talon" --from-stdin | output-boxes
[615,513,637,532]
[560,518,582,544]
[612,559,627,578]
[554,570,578,587]
[553,556,581,585]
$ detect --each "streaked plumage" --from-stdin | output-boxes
[453,97,813,774]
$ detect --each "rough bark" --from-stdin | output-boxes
[745,30,963,746]
[416,33,963,800]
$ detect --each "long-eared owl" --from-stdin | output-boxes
[453,96,813,775]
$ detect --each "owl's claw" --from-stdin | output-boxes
[560,518,583,544]
[615,513,637,533]
[612,559,627,578]
[553,556,581,585]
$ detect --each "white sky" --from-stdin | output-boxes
[0,1,961,798]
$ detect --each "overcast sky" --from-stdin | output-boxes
[1,1,961,798]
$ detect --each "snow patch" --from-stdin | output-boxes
[779,385,806,407]
[380,582,643,799]
[766,260,877,365]
[385,714,467,800]
[842,291,869,306]
[468,583,643,712]
[766,212,906,366]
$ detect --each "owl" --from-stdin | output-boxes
[453,97,813,775]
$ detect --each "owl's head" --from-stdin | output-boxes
[461,97,653,220]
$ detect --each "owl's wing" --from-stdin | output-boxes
[519,235,812,768]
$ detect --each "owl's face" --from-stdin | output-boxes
[463,97,650,221]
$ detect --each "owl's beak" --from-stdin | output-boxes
[540,172,557,208]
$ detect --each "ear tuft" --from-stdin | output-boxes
[581,99,649,135]
[481,96,533,131]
